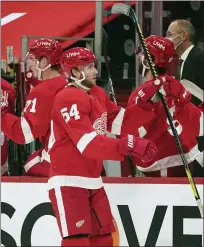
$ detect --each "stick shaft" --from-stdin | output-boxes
[102,28,117,104]
[102,28,135,176]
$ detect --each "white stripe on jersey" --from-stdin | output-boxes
[20,117,35,143]
[77,131,97,153]
[111,108,126,135]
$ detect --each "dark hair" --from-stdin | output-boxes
[39,56,61,71]
[51,64,61,71]
[172,19,195,43]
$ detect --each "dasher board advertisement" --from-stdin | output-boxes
[1,177,203,247]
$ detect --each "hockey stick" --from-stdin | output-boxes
[111,3,203,218]
[102,27,136,177]
[102,28,117,104]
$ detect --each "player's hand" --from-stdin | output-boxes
[163,75,191,105]
[1,88,9,117]
[25,71,41,93]
[118,135,158,163]
[25,71,40,85]
[136,76,166,111]
[139,76,167,101]
[1,80,16,115]
[25,71,34,81]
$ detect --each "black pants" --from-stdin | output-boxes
[193,160,204,177]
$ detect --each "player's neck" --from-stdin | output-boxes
[176,42,193,58]
[42,70,61,80]
[145,70,153,81]
[69,81,89,93]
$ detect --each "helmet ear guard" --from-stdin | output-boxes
[141,55,150,78]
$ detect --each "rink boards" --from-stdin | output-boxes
[1,177,203,247]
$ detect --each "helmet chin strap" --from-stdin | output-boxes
[36,61,51,80]
[141,55,150,79]
[70,71,90,91]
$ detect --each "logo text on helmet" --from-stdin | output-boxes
[153,41,165,51]
[37,41,51,47]
[67,52,80,58]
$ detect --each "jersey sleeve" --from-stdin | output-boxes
[1,90,53,144]
[120,88,157,137]
[104,87,157,137]
[105,96,126,135]
[53,91,124,161]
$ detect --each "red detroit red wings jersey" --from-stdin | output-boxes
[48,85,126,190]
[1,79,16,175]
[122,81,203,172]
[2,75,67,145]
[1,78,16,113]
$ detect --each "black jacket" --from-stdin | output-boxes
[181,46,204,105]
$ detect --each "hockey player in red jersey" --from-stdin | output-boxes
[122,35,203,177]
[1,38,67,176]
[48,47,158,247]
[1,78,16,175]
[23,61,105,177]
[23,52,49,177]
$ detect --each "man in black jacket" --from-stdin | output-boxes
[167,19,204,177]
[166,19,204,106]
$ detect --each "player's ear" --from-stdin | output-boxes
[183,31,188,41]
[72,68,81,79]
[39,57,49,68]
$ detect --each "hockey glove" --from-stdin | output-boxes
[136,76,167,111]
[1,88,9,117]
[163,75,191,105]
[118,135,158,163]
[25,71,41,94]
